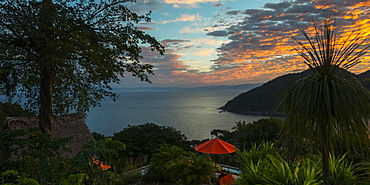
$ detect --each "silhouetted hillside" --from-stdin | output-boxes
[357,70,370,89]
[220,69,368,116]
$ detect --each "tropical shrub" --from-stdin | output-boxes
[211,118,282,151]
[113,123,191,160]
[59,173,89,185]
[0,128,135,184]
[279,16,370,185]
[145,145,215,185]
[237,143,360,185]
[0,128,72,184]
[1,170,39,185]
[329,154,356,185]
[167,152,215,185]
[72,138,132,185]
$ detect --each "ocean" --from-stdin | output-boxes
[86,86,269,140]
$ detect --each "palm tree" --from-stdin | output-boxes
[280,17,370,185]
[232,121,249,151]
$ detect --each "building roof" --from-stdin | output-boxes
[2,113,94,157]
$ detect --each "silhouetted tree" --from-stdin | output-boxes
[280,17,370,185]
[113,123,190,158]
[0,0,164,133]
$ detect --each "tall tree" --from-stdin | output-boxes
[280,17,370,185]
[232,121,249,151]
[0,0,165,133]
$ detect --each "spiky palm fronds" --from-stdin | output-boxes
[280,16,370,185]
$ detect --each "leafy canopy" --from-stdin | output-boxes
[113,123,190,158]
[0,0,165,114]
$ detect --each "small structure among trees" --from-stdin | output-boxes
[2,113,93,157]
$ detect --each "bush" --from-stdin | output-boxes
[145,145,215,185]
[236,142,359,185]
[113,123,191,159]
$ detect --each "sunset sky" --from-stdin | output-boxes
[121,0,370,88]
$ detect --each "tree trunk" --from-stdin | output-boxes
[39,0,54,133]
[322,142,331,185]
[39,66,53,134]
[321,120,331,185]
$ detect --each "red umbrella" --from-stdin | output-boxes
[194,138,237,154]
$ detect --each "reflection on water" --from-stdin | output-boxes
[86,89,269,140]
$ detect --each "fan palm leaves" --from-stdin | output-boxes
[280,17,370,185]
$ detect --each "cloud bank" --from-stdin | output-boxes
[135,0,370,87]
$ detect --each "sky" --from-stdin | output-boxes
[119,0,370,88]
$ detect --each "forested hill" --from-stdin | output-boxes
[220,69,370,116]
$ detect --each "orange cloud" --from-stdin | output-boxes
[137,0,369,87]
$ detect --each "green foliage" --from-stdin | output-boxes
[353,160,370,183]
[1,170,22,184]
[208,118,281,166]
[145,145,184,182]
[167,152,215,185]
[237,143,359,185]
[72,138,133,185]
[221,71,370,117]
[211,118,281,151]
[0,102,35,121]
[113,123,190,159]
[238,118,281,150]
[59,173,88,185]
[0,0,165,133]
[0,128,72,184]
[78,138,126,164]
[0,128,155,184]
[279,16,370,185]
[329,154,356,185]
[91,132,106,140]
[221,72,309,115]
[1,170,40,185]
[145,145,215,185]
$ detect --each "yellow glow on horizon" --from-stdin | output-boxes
[152,1,370,86]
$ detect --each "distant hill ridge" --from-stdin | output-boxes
[112,83,262,92]
[220,69,370,116]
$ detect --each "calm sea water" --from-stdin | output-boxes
[86,87,268,140]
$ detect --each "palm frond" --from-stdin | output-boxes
[280,16,370,155]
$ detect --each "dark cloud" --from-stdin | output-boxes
[161,39,190,47]
[127,0,370,87]
[206,30,229,37]
[285,4,319,14]
[137,26,155,30]
[187,69,201,74]
[207,0,370,80]
[213,3,222,7]
[263,1,291,11]
[226,10,241,15]
[126,0,164,14]
[141,47,188,75]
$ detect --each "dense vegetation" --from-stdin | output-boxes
[3,118,370,184]
[0,102,35,121]
[0,119,265,184]
[2,96,370,184]
[236,142,363,185]
[0,0,164,133]
[112,123,192,164]
[279,16,370,185]
[0,2,369,184]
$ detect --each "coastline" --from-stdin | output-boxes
[218,107,283,117]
